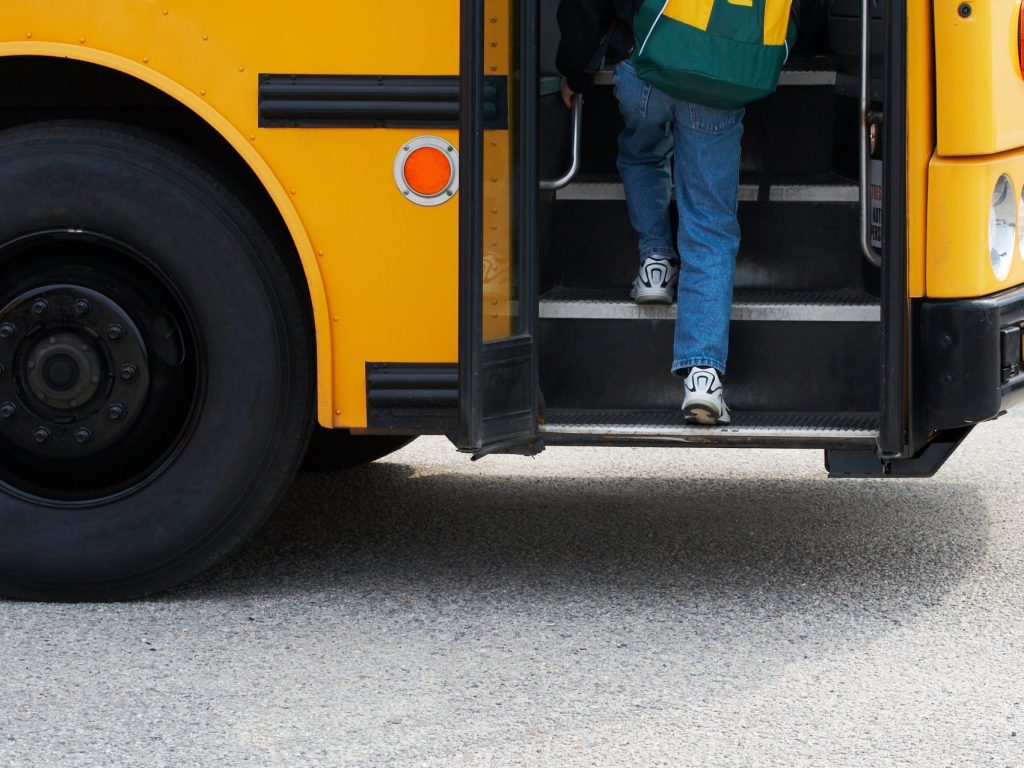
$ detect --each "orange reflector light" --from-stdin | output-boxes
[394,136,459,207]
[404,147,452,197]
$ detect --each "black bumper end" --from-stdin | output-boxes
[919,284,1024,432]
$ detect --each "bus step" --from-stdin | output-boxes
[567,73,841,178]
[548,172,865,295]
[554,174,857,203]
[540,287,879,323]
[541,409,879,448]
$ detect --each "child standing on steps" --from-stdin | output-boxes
[556,0,745,425]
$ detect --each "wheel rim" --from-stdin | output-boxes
[0,231,202,504]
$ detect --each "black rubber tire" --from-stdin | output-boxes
[302,428,416,472]
[0,122,314,601]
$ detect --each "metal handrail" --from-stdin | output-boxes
[859,0,882,268]
[540,94,583,191]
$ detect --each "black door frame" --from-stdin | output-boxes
[457,0,543,456]
[879,0,909,459]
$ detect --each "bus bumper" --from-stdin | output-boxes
[919,283,1024,432]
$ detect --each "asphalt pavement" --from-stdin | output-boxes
[2,411,1023,767]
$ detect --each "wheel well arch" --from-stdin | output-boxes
[0,49,334,424]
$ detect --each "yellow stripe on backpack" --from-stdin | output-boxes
[662,0,716,32]
[763,0,794,45]
[662,0,793,44]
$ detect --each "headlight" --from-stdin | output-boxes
[990,174,1015,280]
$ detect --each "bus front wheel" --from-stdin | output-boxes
[0,122,314,601]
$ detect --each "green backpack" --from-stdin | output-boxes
[632,0,800,109]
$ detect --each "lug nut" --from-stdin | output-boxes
[108,404,126,421]
[72,299,91,316]
[0,323,15,339]
[0,402,16,419]
[31,299,48,316]
[33,427,50,444]
[121,364,138,382]
[108,324,125,341]
[74,428,92,445]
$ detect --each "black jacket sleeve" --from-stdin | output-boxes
[556,0,616,94]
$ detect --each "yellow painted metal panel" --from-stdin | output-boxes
[934,0,1024,156]
[927,148,1024,296]
[0,1,462,429]
[907,0,934,297]
[267,128,461,428]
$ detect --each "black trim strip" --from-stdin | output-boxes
[258,74,507,129]
[880,0,909,458]
[457,0,485,450]
[365,363,458,433]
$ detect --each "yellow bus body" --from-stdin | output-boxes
[2,0,1023,424]
[0,1,464,430]
[929,0,1024,296]
[934,0,1024,156]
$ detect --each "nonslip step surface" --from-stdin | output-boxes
[542,409,880,447]
[540,288,881,322]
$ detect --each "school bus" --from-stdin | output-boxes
[0,0,1020,600]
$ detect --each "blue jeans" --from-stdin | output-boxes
[613,60,744,376]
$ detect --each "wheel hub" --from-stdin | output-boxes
[0,285,150,459]
[25,332,104,409]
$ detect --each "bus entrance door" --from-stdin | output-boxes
[457,0,544,457]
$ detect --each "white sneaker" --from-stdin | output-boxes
[682,367,731,425]
[629,255,678,305]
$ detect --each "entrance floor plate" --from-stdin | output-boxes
[542,409,880,448]
[540,288,881,323]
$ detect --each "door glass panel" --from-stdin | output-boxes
[482,0,521,341]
